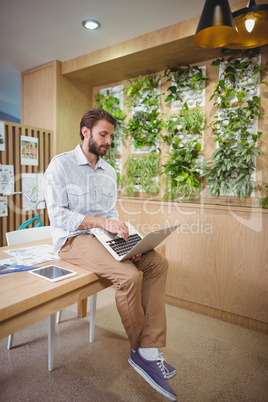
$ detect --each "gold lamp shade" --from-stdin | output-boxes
[227,0,268,49]
[194,0,238,48]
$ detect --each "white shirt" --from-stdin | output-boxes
[44,144,119,256]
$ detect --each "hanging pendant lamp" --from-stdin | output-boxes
[194,0,238,48]
[226,0,268,49]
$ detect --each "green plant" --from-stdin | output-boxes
[200,139,262,200]
[201,50,266,201]
[182,105,206,134]
[126,109,163,150]
[123,154,160,195]
[162,113,182,145]
[162,104,205,145]
[123,75,161,109]
[94,90,126,174]
[209,98,263,143]
[210,50,267,108]
[257,182,268,208]
[123,74,164,151]
[164,65,208,103]
[162,136,202,200]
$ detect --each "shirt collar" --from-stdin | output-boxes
[75,144,105,170]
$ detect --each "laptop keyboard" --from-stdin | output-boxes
[106,233,142,256]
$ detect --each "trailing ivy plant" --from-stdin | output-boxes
[164,65,208,103]
[94,90,126,186]
[200,49,266,200]
[123,154,160,195]
[124,75,163,151]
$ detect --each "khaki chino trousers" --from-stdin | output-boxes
[59,233,168,350]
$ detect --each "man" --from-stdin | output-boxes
[45,108,177,401]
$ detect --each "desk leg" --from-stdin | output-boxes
[48,314,55,372]
[89,294,97,343]
[77,298,88,318]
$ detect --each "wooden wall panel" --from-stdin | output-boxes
[21,61,92,156]
[21,62,56,131]
[0,121,53,247]
[117,199,268,331]
[56,69,92,154]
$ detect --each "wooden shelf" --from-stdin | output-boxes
[61,33,222,86]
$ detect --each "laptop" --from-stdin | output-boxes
[90,222,179,261]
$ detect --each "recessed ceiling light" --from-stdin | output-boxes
[82,19,100,30]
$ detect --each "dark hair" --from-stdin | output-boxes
[80,108,117,140]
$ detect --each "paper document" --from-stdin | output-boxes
[3,244,58,266]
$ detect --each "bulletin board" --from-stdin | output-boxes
[0,121,53,247]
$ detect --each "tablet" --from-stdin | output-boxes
[29,265,77,282]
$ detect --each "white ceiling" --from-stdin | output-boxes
[0,0,240,120]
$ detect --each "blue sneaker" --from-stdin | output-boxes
[128,349,178,401]
[160,354,176,379]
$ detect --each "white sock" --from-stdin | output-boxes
[138,347,159,361]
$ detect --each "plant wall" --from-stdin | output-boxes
[200,50,267,200]
[93,47,267,208]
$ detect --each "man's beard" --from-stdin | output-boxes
[88,132,109,156]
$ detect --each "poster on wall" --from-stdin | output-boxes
[21,173,45,211]
[0,165,14,194]
[21,135,38,166]
[0,121,5,151]
[0,196,8,217]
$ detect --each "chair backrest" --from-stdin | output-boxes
[6,226,52,246]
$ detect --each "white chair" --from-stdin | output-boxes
[5,226,97,370]
[5,226,52,245]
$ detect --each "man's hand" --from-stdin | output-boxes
[102,219,129,241]
[78,217,129,241]
[79,217,142,260]
[131,253,142,262]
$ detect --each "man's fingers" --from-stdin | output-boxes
[132,253,141,262]
[118,222,129,240]
[104,219,129,240]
